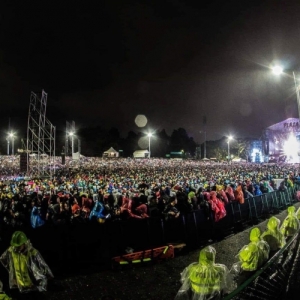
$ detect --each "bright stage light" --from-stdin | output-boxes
[250,148,263,163]
[283,134,299,163]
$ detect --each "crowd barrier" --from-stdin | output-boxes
[0,186,298,273]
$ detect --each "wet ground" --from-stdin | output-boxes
[3,203,300,300]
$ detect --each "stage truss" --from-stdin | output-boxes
[26,90,56,177]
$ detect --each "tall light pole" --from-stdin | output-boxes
[69,132,74,156]
[147,133,153,158]
[9,133,15,155]
[228,135,233,164]
[6,136,10,155]
[6,132,15,155]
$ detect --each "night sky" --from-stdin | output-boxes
[1,1,300,147]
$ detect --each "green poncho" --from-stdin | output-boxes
[237,227,270,271]
[261,217,286,252]
[175,246,232,300]
[280,206,299,237]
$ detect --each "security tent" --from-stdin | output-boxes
[103,147,119,158]
[133,150,149,158]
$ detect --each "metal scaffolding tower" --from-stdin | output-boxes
[27,90,56,177]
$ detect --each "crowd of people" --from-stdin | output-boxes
[0,156,298,229]
[0,156,299,298]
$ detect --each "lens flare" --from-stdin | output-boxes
[135,115,148,127]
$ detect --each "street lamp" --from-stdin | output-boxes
[69,132,75,156]
[7,132,15,155]
[6,136,9,156]
[9,133,15,155]
[227,135,233,164]
[147,133,153,158]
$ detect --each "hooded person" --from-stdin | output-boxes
[175,246,232,300]
[231,227,270,275]
[261,217,286,252]
[89,200,108,223]
[233,184,244,204]
[30,202,45,229]
[248,227,270,264]
[254,184,262,196]
[225,185,235,202]
[208,191,226,222]
[280,206,300,238]
[0,231,54,293]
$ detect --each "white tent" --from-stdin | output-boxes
[103,147,119,158]
[72,152,80,160]
[133,150,149,158]
[232,157,247,163]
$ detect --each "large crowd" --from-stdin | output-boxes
[0,156,298,229]
[0,156,299,298]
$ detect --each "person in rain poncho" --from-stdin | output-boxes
[296,206,300,220]
[89,199,109,223]
[0,231,54,293]
[175,246,232,300]
[261,216,286,252]
[30,203,45,229]
[231,227,270,275]
[280,206,300,238]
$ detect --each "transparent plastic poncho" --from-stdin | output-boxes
[175,246,232,300]
[231,227,270,274]
[261,216,286,252]
[0,240,54,293]
[280,206,300,237]
[296,207,300,220]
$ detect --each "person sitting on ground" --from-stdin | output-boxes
[0,231,54,293]
[261,216,286,253]
[280,206,300,238]
[175,245,232,300]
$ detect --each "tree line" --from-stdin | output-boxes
[56,126,254,160]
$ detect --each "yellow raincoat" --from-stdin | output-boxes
[0,231,54,293]
[296,207,300,220]
[175,246,232,300]
[280,206,300,237]
[261,217,286,252]
[233,227,270,273]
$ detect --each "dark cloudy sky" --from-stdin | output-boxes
[1,0,300,146]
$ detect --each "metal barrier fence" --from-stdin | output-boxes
[0,186,298,272]
[222,229,300,300]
